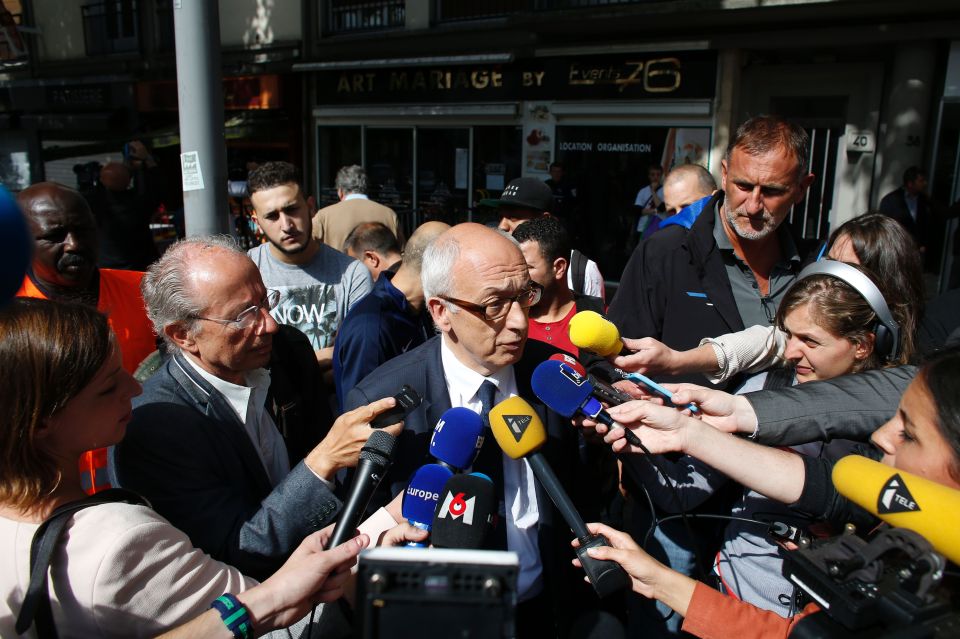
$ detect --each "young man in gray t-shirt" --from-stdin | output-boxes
[246,162,373,370]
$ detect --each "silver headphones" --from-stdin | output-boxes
[794,260,901,361]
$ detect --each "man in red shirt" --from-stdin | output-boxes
[16,182,157,492]
[513,216,604,360]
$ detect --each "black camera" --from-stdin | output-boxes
[784,527,958,638]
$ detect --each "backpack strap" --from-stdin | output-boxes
[570,249,587,296]
[16,488,148,638]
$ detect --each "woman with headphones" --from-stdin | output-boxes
[620,258,914,618]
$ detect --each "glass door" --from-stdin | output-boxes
[365,127,415,232]
[416,128,470,225]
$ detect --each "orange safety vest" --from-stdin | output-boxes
[17,269,157,494]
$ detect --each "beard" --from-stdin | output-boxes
[723,204,780,241]
[271,236,309,255]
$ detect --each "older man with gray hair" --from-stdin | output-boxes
[312,165,401,253]
[114,235,401,579]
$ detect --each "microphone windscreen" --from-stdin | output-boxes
[568,310,622,357]
[361,429,397,466]
[531,359,593,419]
[402,463,455,527]
[488,396,547,459]
[832,455,960,565]
[430,407,485,469]
[548,352,587,377]
[432,473,496,549]
[0,186,31,306]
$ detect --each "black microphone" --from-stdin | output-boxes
[431,473,497,549]
[326,429,397,549]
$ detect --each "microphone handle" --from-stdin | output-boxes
[526,451,591,541]
[326,457,388,549]
[594,410,643,448]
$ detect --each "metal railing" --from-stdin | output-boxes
[81,0,140,56]
[326,0,405,34]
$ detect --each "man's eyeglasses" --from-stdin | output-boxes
[440,283,542,322]
[193,289,281,330]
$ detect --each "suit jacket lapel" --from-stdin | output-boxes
[422,337,452,433]
[169,352,274,495]
[687,195,746,333]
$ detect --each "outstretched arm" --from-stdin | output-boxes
[604,400,806,505]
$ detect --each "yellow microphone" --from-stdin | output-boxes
[832,455,960,565]
[488,396,630,597]
[568,311,622,358]
[488,396,548,459]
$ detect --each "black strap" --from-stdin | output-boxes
[16,488,148,638]
[762,366,796,390]
[570,249,587,296]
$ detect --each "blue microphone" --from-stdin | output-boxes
[531,359,643,447]
[429,407,485,470]
[402,463,455,546]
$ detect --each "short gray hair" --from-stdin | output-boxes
[421,234,460,301]
[141,235,245,346]
[336,165,368,195]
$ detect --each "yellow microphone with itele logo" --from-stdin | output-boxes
[832,455,960,565]
[568,311,623,358]
[487,396,631,597]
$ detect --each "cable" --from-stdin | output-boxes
[642,513,772,549]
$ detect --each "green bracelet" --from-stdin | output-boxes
[210,593,253,639]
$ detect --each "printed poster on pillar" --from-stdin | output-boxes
[523,102,555,178]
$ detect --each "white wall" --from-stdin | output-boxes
[219,0,301,48]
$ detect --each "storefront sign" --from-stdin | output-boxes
[319,51,717,104]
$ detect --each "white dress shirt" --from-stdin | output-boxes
[439,338,544,601]
[181,354,291,487]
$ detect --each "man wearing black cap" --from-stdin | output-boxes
[495,177,605,300]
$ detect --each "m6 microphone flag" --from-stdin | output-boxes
[431,473,497,549]
[430,406,485,470]
[488,396,630,598]
[402,463,455,545]
[530,359,643,448]
[326,429,397,550]
[832,455,960,565]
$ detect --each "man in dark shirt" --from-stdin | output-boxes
[333,221,449,411]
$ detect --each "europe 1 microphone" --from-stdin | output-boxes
[326,429,397,550]
[488,396,630,598]
[401,463,454,547]
[530,359,643,448]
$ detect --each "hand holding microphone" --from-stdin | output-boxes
[568,311,699,413]
[530,359,644,447]
[488,396,630,598]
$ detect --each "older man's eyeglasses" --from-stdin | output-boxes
[193,289,281,330]
[440,283,542,322]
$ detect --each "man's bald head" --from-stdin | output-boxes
[18,182,99,290]
[663,164,717,214]
[422,223,530,375]
[402,221,450,272]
